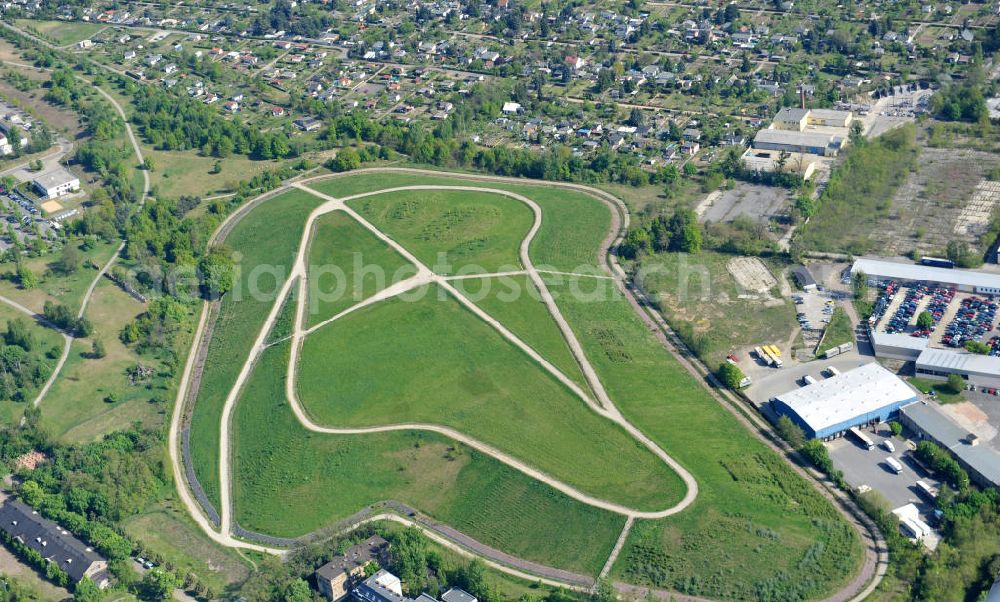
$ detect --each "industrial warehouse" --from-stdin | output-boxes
[852,258,1000,389]
[771,363,919,439]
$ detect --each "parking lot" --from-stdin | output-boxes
[871,281,1000,352]
[827,426,943,546]
[0,194,58,250]
[743,353,871,409]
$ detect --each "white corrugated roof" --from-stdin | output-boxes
[915,348,1000,376]
[852,258,1000,290]
[776,363,917,433]
[754,128,837,148]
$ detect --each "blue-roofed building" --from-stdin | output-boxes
[772,363,918,439]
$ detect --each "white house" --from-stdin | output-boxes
[32,168,80,199]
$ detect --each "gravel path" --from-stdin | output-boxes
[166,168,884,601]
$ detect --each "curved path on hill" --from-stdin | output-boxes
[30,84,150,409]
[213,182,698,536]
[169,168,884,602]
[0,34,153,410]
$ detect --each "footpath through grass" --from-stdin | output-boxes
[348,189,532,276]
[41,280,172,442]
[233,341,623,575]
[189,188,326,509]
[0,303,64,424]
[453,274,588,390]
[297,284,684,511]
[544,275,863,600]
[306,173,612,272]
[304,211,418,327]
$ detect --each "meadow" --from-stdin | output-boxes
[305,173,612,272]
[452,275,587,390]
[40,280,171,442]
[188,188,326,509]
[123,503,252,595]
[145,148,291,200]
[304,211,417,327]
[296,284,683,510]
[543,274,862,600]
[233,342,623,575]
[14,19,107,45]
[635,250,797,367]
[0,303,64,424]
[0,240,119,315]
[347,189,532,276]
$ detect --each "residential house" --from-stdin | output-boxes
[315,535,388,601]
[0,498,110,588]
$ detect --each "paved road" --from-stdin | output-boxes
[0,138,72,182]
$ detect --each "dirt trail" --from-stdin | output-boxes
[167,169,883,601]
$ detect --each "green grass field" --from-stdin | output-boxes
[0,240,119,315]
[306,174,612,272]
[233,341,623,574]
[816,307,854,358]
[304,211,418,327]
[635,251,797,367]
[146,148,290,200]
[40,281,172,442]
[347,189,532,276]
[15,19,107,45]
[544,274,862,600]
[123,503,251,594]
[0,303,64,424]
[189,188,326,509]
[297,284,683,511]
[452,275,587,390]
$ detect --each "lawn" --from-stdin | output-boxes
[544,274,863,600]
[0,302,64,424]
[909,377,964,404]
[347,189,532,276]
[145,147,289,200]
[297,284,683,511]
[15,19,107,45]
[304,211,418,327]
[452,274,588,390]
[0,240,120,315]
[634,251,798,367]
[816,307,854,358]
[306,173,612,272]
[233,341,624,575]
[123,503,252,595]
[189,188,327,509]
[40,280,170,442]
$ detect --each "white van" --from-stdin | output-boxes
[883,440,895,453]
[885,457,904,474]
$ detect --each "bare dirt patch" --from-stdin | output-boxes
[726,256,777,296]
[866,146,1000,256]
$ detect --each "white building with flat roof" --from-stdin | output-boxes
[753,128,845,157]
[915,348,1000,388]
[852,258,1000,294]
[771,363,918,439]
[32,168,80,199]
